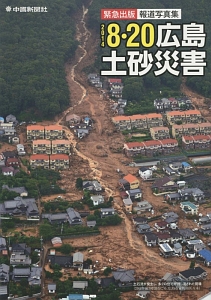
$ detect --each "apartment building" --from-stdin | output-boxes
[112,116,131,130]
[150,126,170,140]
[192,135,211,150]
[124,142,145,157]
[124,139,179,157]
[27,125,45,140]
[182,136,195,150]
[198,122,211,135]
[130,115,148,129]
[30,154,49,169]
[182,124,200,136]
[185,110,202,123]
[49,154,69,170]
[172,124,200,138]
[160,139,179,155]
[172,124,184,138]
[32,140,51,154]
[45,125,63,140]
[166,111,186,125]
[146,113,163,127]
[52,140,71,154]
[143,140,162,157]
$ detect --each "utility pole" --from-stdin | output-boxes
[40,236,43,250]
[61,223,63,235]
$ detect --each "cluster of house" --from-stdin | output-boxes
[172,122,211,138]
[0,115,19,142]
[134,211,211,262]
[88,73,103,88]
[118,173,153,215]
[112,113,164,131]
[110,98,127,116]
[30,154,70,170]
[0,185,39,220]
[124,139,179,157]
[107,78,123,98]
[154,96,192,112]
[65,114,92,139]
[0,151,21,176]
[26,124,72,169]
[30,139,71,170]
[182,134,211,151]
[0,241,42,297]
[27,124,65,140]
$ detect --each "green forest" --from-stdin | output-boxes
[1,0,211,119]
[0,0,83,119]
[88,0,211,111]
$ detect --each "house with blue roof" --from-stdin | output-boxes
[181,162,192,172]
[198,249,211,266]
[68,295,83,300]
[180,201,198,215]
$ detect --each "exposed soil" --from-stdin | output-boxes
[39,4,211,299]
[181,77,211,121]
[3,3,211,300]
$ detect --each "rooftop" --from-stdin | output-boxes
[123,174,138,183]
[50,154,69,160]
[30,154,49,160]
[33,139,51,145]
[45,125,63,131]
[27,125,44,130]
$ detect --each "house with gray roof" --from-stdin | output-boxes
[90,195,104,206]
[112,269,135,287]
[10,253,31,266]
[179,188,204,202]
[162,212,179,221]
[0,264,9,283]
[83,180,103,193]
[66,208,82,225]
[0,237,6,253]
[100,208,116,218]
[137,224,151,234]
[133,217,148,226]
[12,267,31,281]
[6,114,16,123]
[73,281,88,290]
[164,192,181,203]
[126,188,142,201]
[0,197,38,218]
[200,223,211,235]
[87,221,96,228]
[178,229,197,241]
[2,185,28,196]
[48,283,56,293]
[47,213,68,224]
[144,233,158,246]
[28,267,42,285]
[73,252,83,270]
[179,267,207,281]
[133,201,152,213]
[48,255,73,268]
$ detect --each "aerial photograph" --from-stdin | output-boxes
[1,0,211,299]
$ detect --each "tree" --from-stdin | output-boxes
[103,267,112,276]
[59,243,73,254]
[39,223,54,240]
[76,177,83,190]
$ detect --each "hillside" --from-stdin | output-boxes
[87,0,211,111]
[0,0,84,120]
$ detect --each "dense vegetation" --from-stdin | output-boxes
[0,0,84,119]
[0,169,65,200]
[88,0,211,109]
